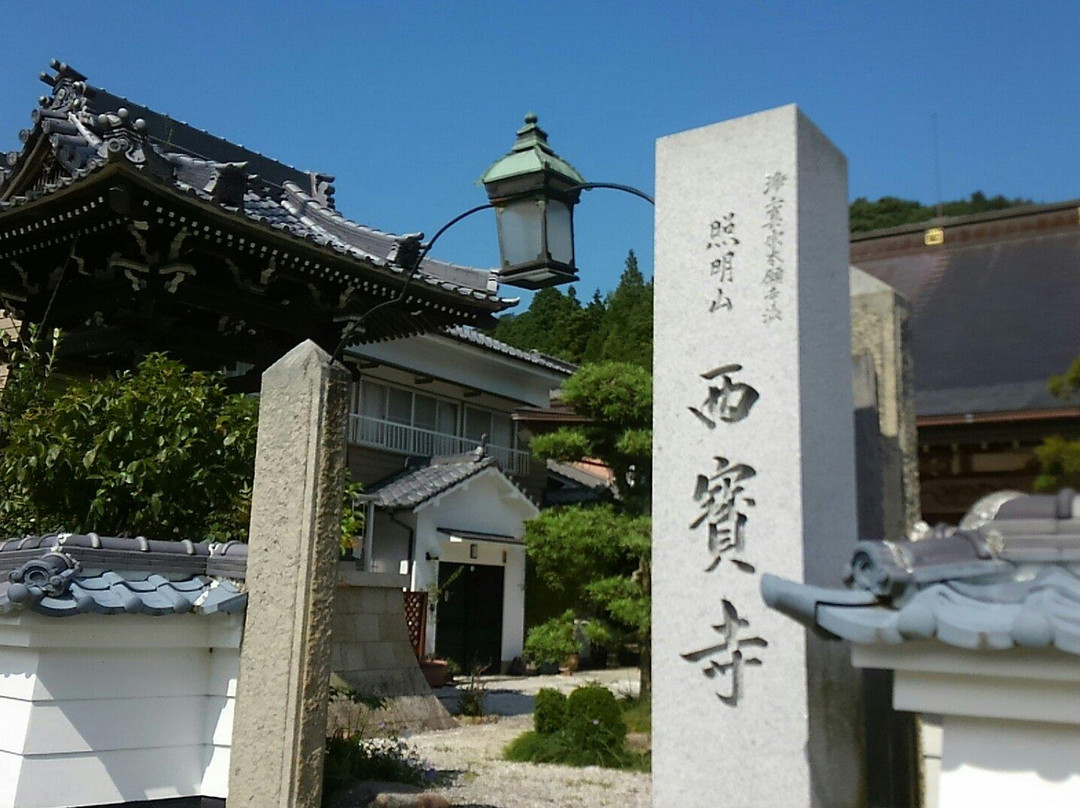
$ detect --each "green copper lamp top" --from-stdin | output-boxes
[479,113,585,187]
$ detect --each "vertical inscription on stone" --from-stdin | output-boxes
[654,106,857,807]
[762,171,787,324]
[707,213,738,312]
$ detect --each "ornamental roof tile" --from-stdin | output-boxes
[0,534,248,618]
[0,572,245,618]
[763,489,1080,656]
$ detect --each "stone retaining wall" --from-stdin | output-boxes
[329,565,455,734]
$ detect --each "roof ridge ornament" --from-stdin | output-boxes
[8,552,82,605]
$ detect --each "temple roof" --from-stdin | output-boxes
[1,60,505,305]
[851,201,1080,418]
[0,61,515,366]
[763,490,1080,656]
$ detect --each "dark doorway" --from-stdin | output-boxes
[435,562,504,673]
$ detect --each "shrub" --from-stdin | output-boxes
[322,734,437,803]
[505,684,646,770]
[533,688,568,735]
[620,695,651,734]
[458,666,488,718]
[504,729,572,764]
[566,685,626,752]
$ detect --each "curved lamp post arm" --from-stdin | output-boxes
[570,182,655,206]
[330,181,652,362]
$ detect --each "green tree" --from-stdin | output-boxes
[849,192,1033,233]
[530,362,652,511]
[491,285,586,362]
[587,251,652,368]
[526,360,652,695]
[0,327,258,541]
[1034,357,1080,491]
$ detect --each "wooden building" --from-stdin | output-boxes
[851,201,1080,524]
[0,60,512,387]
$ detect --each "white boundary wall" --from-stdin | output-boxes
[0,612,241,808]
[855,642,1080,808]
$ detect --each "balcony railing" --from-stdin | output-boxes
[349,414,532,477]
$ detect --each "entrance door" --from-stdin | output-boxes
[434,562,504,674]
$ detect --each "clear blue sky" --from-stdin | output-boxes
[2,2,1077,306]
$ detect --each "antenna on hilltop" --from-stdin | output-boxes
[932,112,943,219]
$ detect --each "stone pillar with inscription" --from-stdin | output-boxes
[653,106,861,807]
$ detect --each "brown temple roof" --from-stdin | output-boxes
[852,200,1080,419]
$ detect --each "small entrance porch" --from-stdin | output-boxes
[362,447,539,671]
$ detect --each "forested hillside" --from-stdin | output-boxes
[490,193,1036,361]
[491,251,652,367]
[850,191,1032,232]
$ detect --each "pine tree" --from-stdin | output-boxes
[596,251,653,368]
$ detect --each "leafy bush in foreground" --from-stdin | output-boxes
[505,685,647,771]
[533,688,568,735]
[0,330,257,541]
[322,734,437,803]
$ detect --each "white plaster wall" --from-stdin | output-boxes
[0,613,240,808]
[854,642,1080,808]
[940,715,1080,808]
[355,334,565,407]
[371,510,414,575]
[920,714,943,808]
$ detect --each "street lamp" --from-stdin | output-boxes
[479,113,585,290]
[332,113,652,359]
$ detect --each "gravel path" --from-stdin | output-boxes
[411,714,651,808]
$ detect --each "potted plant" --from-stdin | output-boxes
[419,655,450,688]
[524,610,580,675]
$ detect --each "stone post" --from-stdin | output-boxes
[850,267,920,540]
[653,106,861,806]
[228,341,349,808]
[850,269,922,808]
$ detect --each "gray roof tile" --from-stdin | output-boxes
[763,490,1080,656]
[1,62,512,308]
[367,450,505,510]
[0,572,245,618]
[442,326,577,374]
[0,534,248,618]
[852,204,1080,416]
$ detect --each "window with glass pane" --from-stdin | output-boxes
[360,381,387,419]
[436,401,458,435]
[464,407,491,443]
[413,394,437,431]
[490,413,512,448]
[387,388,412,425]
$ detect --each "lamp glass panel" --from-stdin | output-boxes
[545,200,574,264]
[497,198,544,267]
